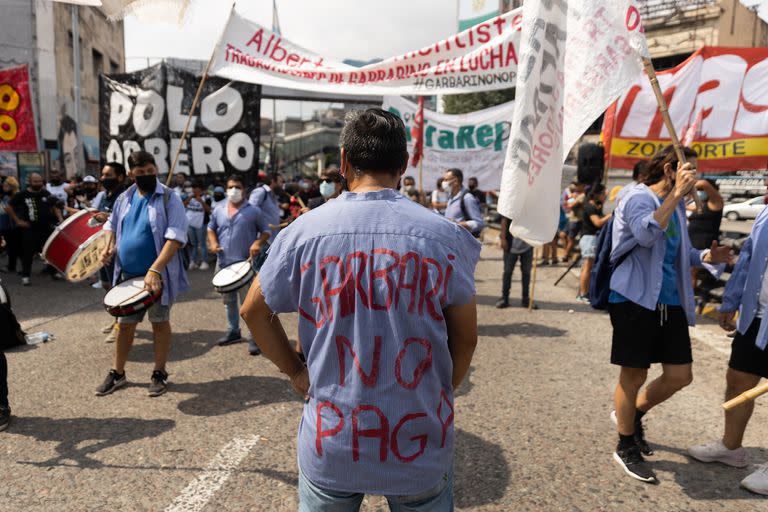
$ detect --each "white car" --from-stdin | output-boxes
[723,197,766,220]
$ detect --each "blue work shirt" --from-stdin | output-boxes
[609,184,721,326]
[248,185,282,239]
[658,213,682,306]
[207,200,270,267]
[105,181,189,306]
[118,191,157,276]
[443,188,485,234]
[721,206,768,350]
[258,188,480,496]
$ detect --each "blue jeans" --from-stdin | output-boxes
[223,288,247,335]
[188,226,208,264]
[298,465,453,512]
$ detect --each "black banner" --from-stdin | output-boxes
[99,63,261,176]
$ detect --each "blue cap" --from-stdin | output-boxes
[214,186,225,193]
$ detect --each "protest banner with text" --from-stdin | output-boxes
[210,6,523,96]
[99,63,261,176]
[602,47,768,173]
[498,0,649,245]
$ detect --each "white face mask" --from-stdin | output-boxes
[441,180,451,192]
[227,187,243,203]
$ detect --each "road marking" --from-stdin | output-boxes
[165,435,261,512]
[690,326,731,356]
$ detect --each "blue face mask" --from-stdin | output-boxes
[319,181,336,198]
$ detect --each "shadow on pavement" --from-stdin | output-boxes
[478,322,566,338]
[455,429,511,507]
[648,442,767,500]
[130,329,220,363]
[8,416,175,468]
[475,294,592,312]
[173,375,299,416]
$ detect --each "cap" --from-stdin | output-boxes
[83,175,98,183]
[214,186,225,193]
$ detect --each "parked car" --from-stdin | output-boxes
[723,196,766,220]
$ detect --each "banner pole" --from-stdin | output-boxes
[641,58,703,213]
[528,247,539,312]
[418,158,423,196]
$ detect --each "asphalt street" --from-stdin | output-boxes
[1,243,766,511]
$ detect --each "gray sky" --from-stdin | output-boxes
[125,0,457,118]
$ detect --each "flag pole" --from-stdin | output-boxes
[641,58,703,213]
[528,247,539,312]
[723,381,768,410]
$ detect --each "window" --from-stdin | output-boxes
[110,60,119,74]
[67,31,84,70]
[92,49,103,79]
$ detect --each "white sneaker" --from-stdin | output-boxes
[188,262,197,271]
[688,440,748,468]
[741,463,768,495]
[21,277,30,286]
[198,262,210,270]
[610,410,618,425]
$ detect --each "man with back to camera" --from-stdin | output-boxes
[248,171,284,268]
[240,108,480,510]
[96,151,189,397]
[442,168,485,238]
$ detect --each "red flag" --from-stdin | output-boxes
[410,96,424,167]
[0,65,38,152]
[682,109,703,147]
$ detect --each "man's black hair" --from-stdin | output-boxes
[227,174,245,186]
[127,150,156,169]
[468,176,478,184]
[340,108,408,175]
[446,168,464,184]
[403,176,415,184]
[267,172,282,184]
[105,161,126,177]
[632,160,648,181]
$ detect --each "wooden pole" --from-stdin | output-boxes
[528,247,539,312]
[723,381,768,411]
[642,58,703,213]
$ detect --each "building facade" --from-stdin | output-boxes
[0,1,124,178]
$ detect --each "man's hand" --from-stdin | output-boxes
[719,311,736,331]
[100,244,114,265]
[249,240,263,259]
[290,366,310,400]
[704,241,733,265]
[94,212,109,224]
[209,243,223,254]
[144,270,163,295]
[672,162,697,200]
[16,219,31,229]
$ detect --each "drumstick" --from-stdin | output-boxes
[114,288,148,307]
[723,381,768,410]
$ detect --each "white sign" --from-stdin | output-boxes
[498,0,649,245]
[383,96,514,191]
[210,6,523,96]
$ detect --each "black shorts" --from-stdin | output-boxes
[729,319,768,379]
[567,220,582,238]
[609,301,693,368]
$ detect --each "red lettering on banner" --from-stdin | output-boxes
[625,5,642,32]
[336,335,382,388]
[391,413,429,463]
[316,402,344,456]
[437,390,454,448]
[476,24,491,44]
[352,405,390,462]
[396,252,420,313]
[246,29,264,49]
[493,16,505,36]
[369,249,400,311]
[418,258,443,320]
[395,338,433,390]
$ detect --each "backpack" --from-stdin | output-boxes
[458,191,482,238]
[587,216,632,310]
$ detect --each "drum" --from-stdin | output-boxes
[212,260,255,294]
[103,278,161,317]
[42,209,109,282]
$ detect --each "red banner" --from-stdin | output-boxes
[0,65,37,152]
[602,47,768,173]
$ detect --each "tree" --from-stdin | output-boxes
[442,88,515,115]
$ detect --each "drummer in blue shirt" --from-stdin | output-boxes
[96,150,189,398]
[208,175,270,352]
[248,172,284,264]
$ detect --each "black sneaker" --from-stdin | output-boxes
[0,407,10,431]
[248,338,261,356]
[95,370,127,396]
[613,444,658,483]
[495,298,510,309]
[148,370,169,397]
[634,420,654,456]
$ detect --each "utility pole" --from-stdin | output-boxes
[71,4,82,175]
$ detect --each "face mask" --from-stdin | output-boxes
[101,178,118,191]
[185,187,193,195]
[441,180,451,192]
[404,185,415,192]
[135,174,157,194]
[319,181,335,198]
[213,192,225,201]
[227,187,243,203]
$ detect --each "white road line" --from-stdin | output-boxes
[165,435,261,512]
[690,326,731,356]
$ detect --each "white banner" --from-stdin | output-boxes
[498,0,649,245]
[52,0,190,22]
[384,96,514,191]
[210,6,523,96]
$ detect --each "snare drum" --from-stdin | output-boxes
[211,260,255,294]
[42,209,109,282]
[103,278,162,317]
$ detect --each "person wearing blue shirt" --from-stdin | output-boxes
[688,201,768,495]
[442,168,485,237]
[207,174,270,351]
[248,172,284,253]
[608,145,731,484]
[240,109,480,509]
[96,151,189,398]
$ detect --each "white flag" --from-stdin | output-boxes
[498,0,650,245]
[51,0,190,22]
